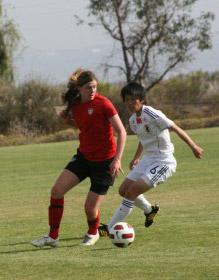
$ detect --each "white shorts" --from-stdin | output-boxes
[127,155,177,187]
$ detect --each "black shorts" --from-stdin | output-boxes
[65,150,115,195]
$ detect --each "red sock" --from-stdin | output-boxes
[87,209,100,235]
[48,197,64,239]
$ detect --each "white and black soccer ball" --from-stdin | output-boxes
[109,222,135,248]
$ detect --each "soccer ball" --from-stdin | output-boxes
[109,222,135,248]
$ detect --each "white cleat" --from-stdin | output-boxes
[81,233,99,246]
[31,235,59,248]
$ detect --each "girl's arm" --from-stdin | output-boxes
[129,142,143,170]
[110,114,127,176]
[170,123,203,159]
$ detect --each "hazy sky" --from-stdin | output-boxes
[3,0,219,84]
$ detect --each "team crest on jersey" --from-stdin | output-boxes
[88,108,93,115]
[145,125,150,132]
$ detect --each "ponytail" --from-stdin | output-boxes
[62,68,84,116]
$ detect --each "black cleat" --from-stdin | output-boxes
[144,204,160,228]
[98,223,109,237]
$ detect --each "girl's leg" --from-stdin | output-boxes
[134,194,152,214]
[31,169,80,247]
[119,178,152,213]
[84,191,105,235]
[108,178,150,229]
[49,169,80,239]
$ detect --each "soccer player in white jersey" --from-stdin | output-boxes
[99,82,203,236]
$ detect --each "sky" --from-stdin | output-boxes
[3,0,219,84]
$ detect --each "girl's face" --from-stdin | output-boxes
[124,96,144,114]
[78,80,97,102]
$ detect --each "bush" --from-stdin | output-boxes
[15,79,63,133]
[147,71,219,120]
[175,115,219,130]
[0,128,78,146]
[0,78,66,135]
[34,129,78,144]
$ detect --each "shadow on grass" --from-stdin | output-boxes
[0,236,84,254]
[0,236,83,246]
[0,247,55,254]
[91,247,115,251]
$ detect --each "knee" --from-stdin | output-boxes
[119,184,135,199]
[51,185,64,199]
[124,186,139,200]
[118,187,125,197]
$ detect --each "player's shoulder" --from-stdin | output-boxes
[95,93,113,106]
[94,93,118,117]
[95,93,109,102]
[142,105,163,119]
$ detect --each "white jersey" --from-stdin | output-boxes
[129,105,174,157]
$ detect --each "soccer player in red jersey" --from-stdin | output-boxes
[31,69,126,247]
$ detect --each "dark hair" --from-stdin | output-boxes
[121,82,146,102]
[62,70,98,115]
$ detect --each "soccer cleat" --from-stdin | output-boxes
[31,235,59,248]
[81,232,99,246]
[144,204,160,228]
[98,223,109,237]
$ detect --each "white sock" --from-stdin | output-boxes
[108,198,134,229]
[135,194,152,214]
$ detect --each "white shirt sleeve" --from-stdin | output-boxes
[155,111,174,130]
[145,106,174,130]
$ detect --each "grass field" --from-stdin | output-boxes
[0,127,219,280]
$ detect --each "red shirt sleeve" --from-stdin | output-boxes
[103,97,118,119]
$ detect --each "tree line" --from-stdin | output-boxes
[0,71,219,138]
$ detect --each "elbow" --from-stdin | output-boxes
[114,124,127,140]
[117,128,127,143]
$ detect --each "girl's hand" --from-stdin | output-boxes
[110,158,124,177]
[192,145,204,159]
[129,158,140,170]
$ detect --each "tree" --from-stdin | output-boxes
[85,0,214,89]
[0,1,20,82]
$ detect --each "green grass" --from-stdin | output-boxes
[0,127,219,280]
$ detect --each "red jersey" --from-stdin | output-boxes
[71,93,118,161]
